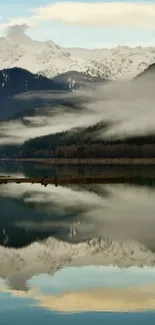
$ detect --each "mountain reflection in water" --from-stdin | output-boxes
[1,178,155,251]
[1,162,155,323]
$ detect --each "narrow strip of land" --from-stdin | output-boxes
[1,158,155,165]
[0,175,155,185]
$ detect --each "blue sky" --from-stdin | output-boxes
[0,0,155,48]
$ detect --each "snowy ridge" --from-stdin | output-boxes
[0,32,83,77]
[83,47,155,79]
[0,26,155,79]
[0,38,24,68]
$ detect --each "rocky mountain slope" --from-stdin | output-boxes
[0,67,68,101]
[0,26,155,80]
[0,67,71,121]
[52,70,105,91]
[135,62,155,80]
[68,46,155,80]
[0,67,106,121]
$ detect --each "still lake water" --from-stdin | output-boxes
[0,162,155,324]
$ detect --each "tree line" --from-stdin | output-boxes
[2,124,155,159]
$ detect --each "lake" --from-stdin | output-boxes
[0,161,155,324]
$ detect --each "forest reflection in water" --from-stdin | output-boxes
[1,162,155,323]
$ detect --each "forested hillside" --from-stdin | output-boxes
[20,125,155,159]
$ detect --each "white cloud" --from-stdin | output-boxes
[1,2,155,30]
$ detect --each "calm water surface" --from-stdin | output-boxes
[0,162,155,324]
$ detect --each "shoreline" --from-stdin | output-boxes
[1,175,155,185]
[1,158,155,165]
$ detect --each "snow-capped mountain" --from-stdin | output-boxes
[0,25,155,80]
[0,26,84,78]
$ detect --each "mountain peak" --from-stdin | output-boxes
[6,24,34,45]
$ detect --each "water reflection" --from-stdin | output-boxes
[1,266,155,312]
[1,162,155,323]
[2,161,155,184]
[1,180,155,253]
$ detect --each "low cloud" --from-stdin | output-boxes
[1,75,155,144]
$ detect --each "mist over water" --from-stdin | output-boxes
[0,72,155,144]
